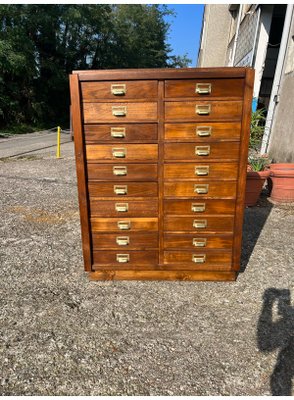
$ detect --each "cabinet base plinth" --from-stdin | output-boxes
[88,270,237,281]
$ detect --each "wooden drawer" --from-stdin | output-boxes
[91,217,158,232]
[163,250,232,270]
[84,124,158,143]
[164,181,237,198]
[86,144,158,162]
[90,199,158,217]
[164,199,235,215]
[165,79,244,98]
[81,80,157,100]
[164,122,241,141]
[83,102,157,123]
[164,234,233,250]
[88,164,158,181]
[92,232,158,250]
[164,216,234,233]
[88,182,158,197]
[164,142,239,161]
[165,101,242,121]
[92,250,158,269]
[164,163,238,180]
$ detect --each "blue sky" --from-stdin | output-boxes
[164,4,204,67]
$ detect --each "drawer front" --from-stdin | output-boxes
[165,79,244,98]
[92,250,158,269]
[92,232,158,250]
[81,80,158,100]
[164,142,240,161]
[88,182,158,197]
[84,124,158,143]
[91,217,158,232]
[164,181,237,198]
[90,199,158,217]
[164,234,233,250]
[83,102,157,123]
[164,216,234,232]
[163,251,232,270]
[164,163,238,180]
[88,164,158,181]
[164,199,236,215]
[165,101,242,121]
[164,122,241,141]
[86,144,158,162]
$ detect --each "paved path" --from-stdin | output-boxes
[0,131,71,159]
[0,145,294,395]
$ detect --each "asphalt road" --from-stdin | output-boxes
[0,131,71,159]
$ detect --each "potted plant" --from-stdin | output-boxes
[245,154,271,206]
[245,109,269,206]
[269,163,294,203]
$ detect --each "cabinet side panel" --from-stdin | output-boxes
[70,74,92,271]
[232,69,255,271]
[158,80,164,265]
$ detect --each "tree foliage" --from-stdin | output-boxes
[0,4,190,130]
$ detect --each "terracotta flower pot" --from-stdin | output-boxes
[269,163,294,203]
[245,170,270,207]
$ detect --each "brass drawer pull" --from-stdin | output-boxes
[196,104,211,115]
[195,83,211,95]
[193,219,207,229]
[192,254,206,263]
[111,84,126,96]
[113,166,127,176]
[117,220,131,230]
[196,126,211,137]
[195,146,210,156]
[195,165,209,176]
[112,106,127,117]
[194,184,209,194]
[112,148,126,158]
[116,236,130,246]
[193,238,207,247]
[115,203,128,212]
[114,185,128,195]
[111,127,126,138]
[191,203,206,213]
[116,253,130,263]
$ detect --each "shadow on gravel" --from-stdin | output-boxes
[240,194,273,273]
[257,288,294,395]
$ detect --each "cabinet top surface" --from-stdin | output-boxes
[72,67,253,81]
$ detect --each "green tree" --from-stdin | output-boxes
[0,4,191,130]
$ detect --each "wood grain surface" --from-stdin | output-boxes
[163,181,237,198]
[81,80,158,100]
[165,78,244,98]
[83,102,157,123]
[164,216,234,233]
[84,124,158,143]
[164,142,240,161]
[164,122,241,141]
[87,163,158,181]
[165,101,243,121]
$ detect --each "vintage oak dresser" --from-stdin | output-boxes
[70,67,254,281]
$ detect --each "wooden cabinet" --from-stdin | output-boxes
[70,67,254,281]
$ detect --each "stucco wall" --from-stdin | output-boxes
[268,13,294,162]
[198,5,232,67]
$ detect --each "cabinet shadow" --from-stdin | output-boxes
[240,193,273,273]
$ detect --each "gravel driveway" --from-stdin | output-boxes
[0,142,293,395]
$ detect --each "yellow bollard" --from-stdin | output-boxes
[56,126,61,158]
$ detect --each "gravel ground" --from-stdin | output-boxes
[0,143,293,395]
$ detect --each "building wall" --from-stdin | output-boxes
[198,5,233,67]
[268,12,294,162]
